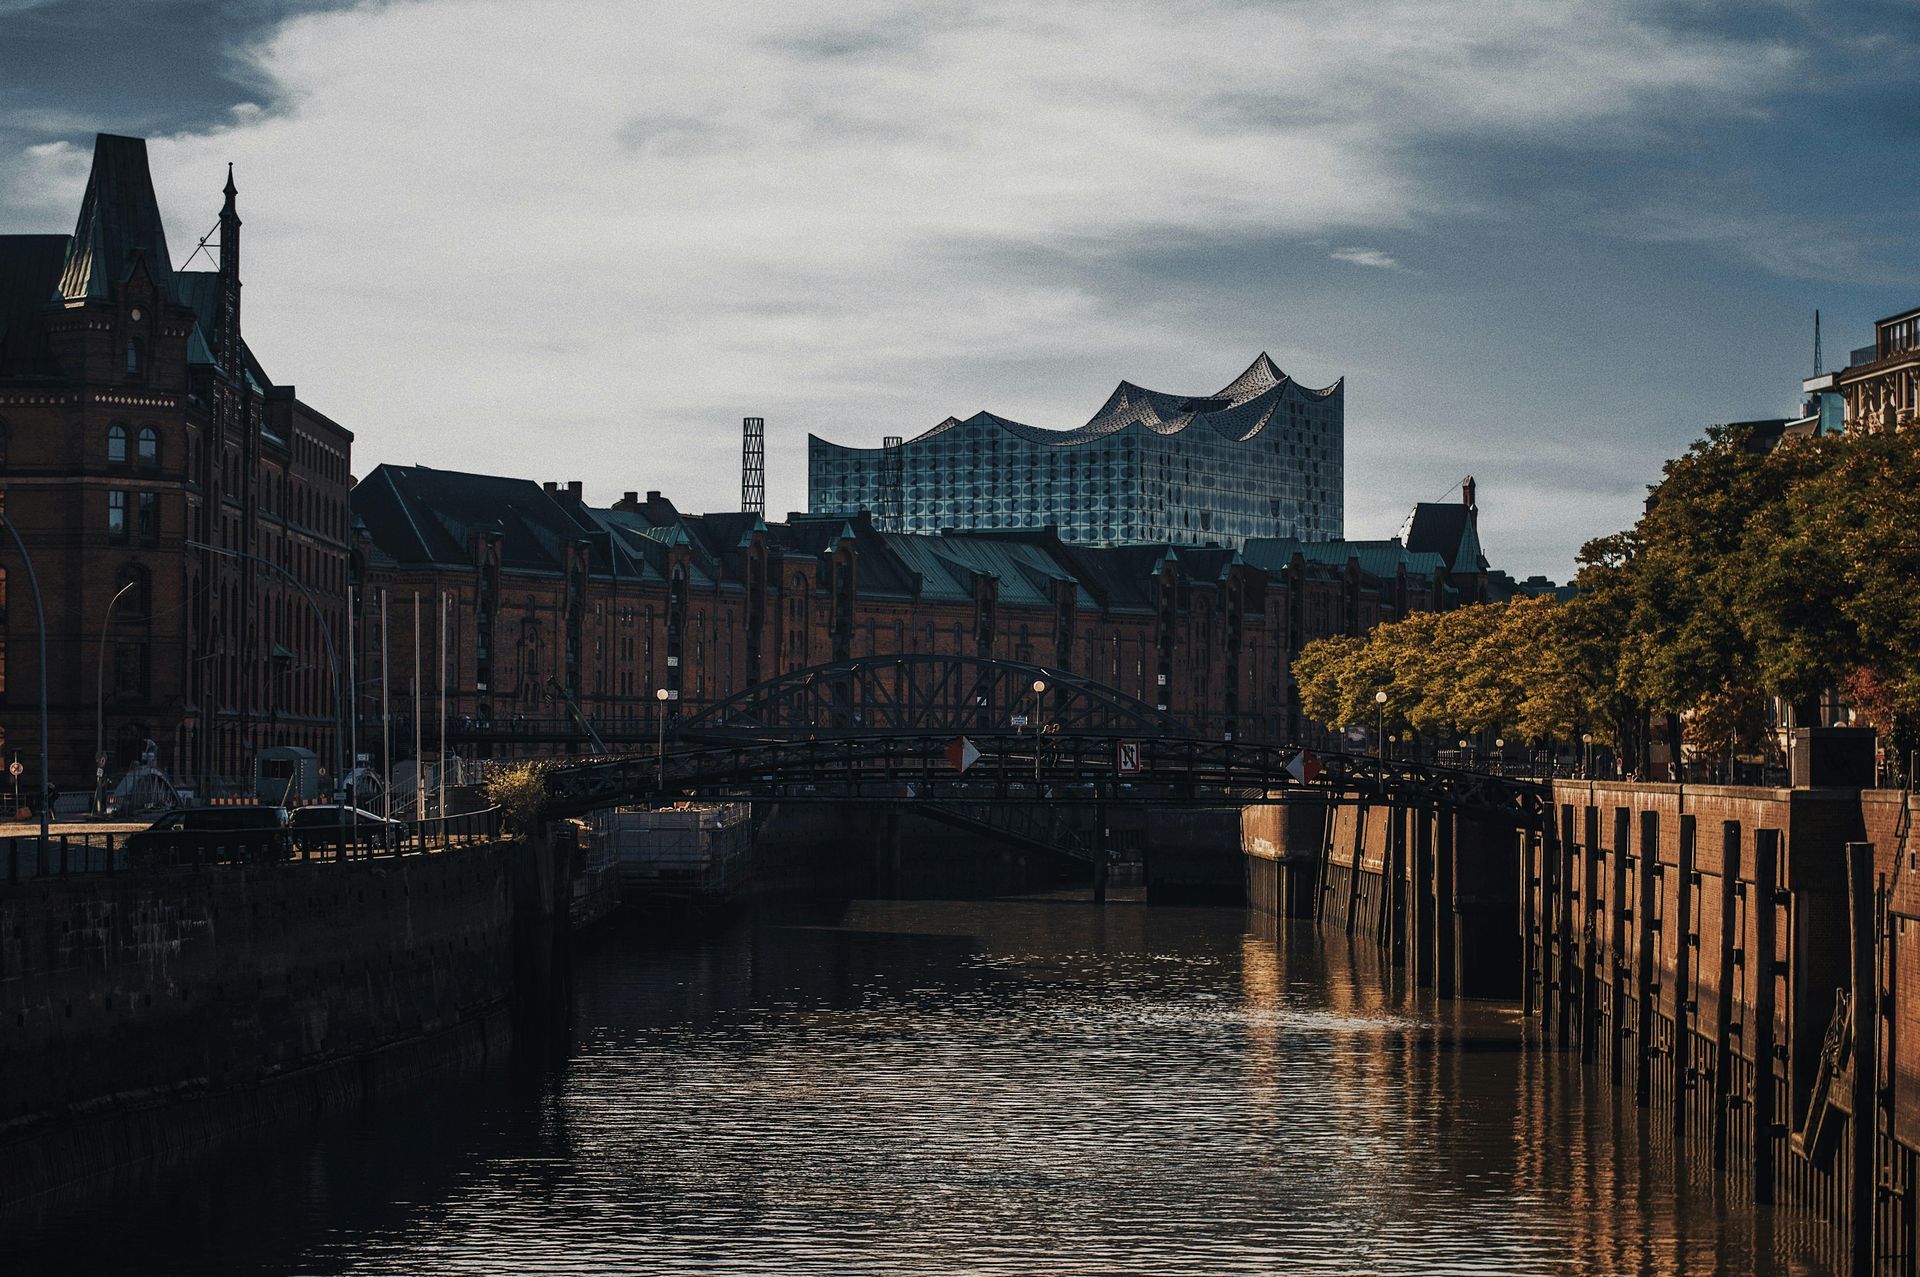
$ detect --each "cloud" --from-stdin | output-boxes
[1330,248,1401,270]
[0,0,1874,578]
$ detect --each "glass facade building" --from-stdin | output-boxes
[807,354,1343,546]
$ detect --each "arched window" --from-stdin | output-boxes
[137,426,159,467]
[126,338,143,375]
[107,425,128,465]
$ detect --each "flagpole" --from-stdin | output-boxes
[413,590,423,823]
[380,589,391,821]
[438,590,448,825]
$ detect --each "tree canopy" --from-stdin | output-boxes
[1290,426,1919,773]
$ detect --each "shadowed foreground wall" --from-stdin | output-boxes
[0,841,561,1204]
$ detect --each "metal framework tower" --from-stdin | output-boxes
[880,435,904,531]
[741,417,765,515]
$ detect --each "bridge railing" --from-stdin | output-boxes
[1,807,504,884]
[541,733,1549,819]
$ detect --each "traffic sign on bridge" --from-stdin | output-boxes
[944,736,982,774]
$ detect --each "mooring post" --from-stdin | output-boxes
[1674,814,1696,1138]
[1754,827,1781,1205]
[1712,820,1741,1170]
[1520,824,1537,1017]
[1093,804,1110,906]
[1344,803,1367,936]
[1435,810,1458,999]
[1411,811,1435,988]
[1848,841,1877,1277]
[1314,805,1336,924]
[1635,810,1659,1107]
[1537,809,1554,1035]
[1610,807,1631,1085]
[1582,805,1603,1065]
[1558,803,1579,1047]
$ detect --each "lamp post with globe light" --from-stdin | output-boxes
[1374,690,1388,761]
[655,687,671,791]
[1582,732,1593,779]
[1032,679,1048,783]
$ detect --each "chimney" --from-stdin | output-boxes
[646,490,661,503]
[620,491,639,507]
[542,481,557,496]
[1462,476,1477,510]
[566,480,583,501]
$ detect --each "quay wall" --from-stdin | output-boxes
[0,839,565,1205]
[1242,779,1920,1272]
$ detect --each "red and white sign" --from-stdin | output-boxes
[1284,749,1323,784]
[1115,740,1141,774]
[944,736,982,773]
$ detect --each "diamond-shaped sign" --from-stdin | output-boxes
[1284,749,1323,784]
[944,736,982,773]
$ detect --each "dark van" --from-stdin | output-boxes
[123,805,291,867]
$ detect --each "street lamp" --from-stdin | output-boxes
[1582,732,1593,778]
[1494,737,1506,773]
[1032,679,1048,784]
[95,577,138,812]
[187,540,345,793]
[655,687,670,791]
[0,511,50,853]
[1374,690,1388,760]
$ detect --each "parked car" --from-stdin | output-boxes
[288,804,410,853]
[123,805,291,867]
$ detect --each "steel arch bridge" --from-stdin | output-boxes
[540,732,1548,822]
[679,655,1195,741]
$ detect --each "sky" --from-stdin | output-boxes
[2,0,1916,580]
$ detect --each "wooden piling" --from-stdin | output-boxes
[1847,841,1876,1277]
[1558,804,1579,1046]
[1610,807,1630,1085]
[1344,802,1367,935]
[1581,805,1602,1065]
[1673,814,1695,1138]
[1636,810,1659,1108]
[1754,827,1780,1205]
[1435,810,1457,1000]
[1410,812,1435,988]
[1539,810,1557,1031]
[1520,825,1537,1017]
[1712,820,1741,1171]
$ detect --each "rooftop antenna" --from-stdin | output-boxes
[741,417,765,515]
[880,436,904,532]
[1813,309,1823,376]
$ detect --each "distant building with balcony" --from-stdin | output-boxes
[1797,304,1919,435]
[807,354,1343,547]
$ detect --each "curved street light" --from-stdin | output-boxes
[94,577,138,812]
[0,511,50,854]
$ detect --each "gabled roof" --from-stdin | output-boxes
[1398,503,1485,575]
[0,233,69,375]
[353,464,647,577]
[1243,536,1446,580]
[60,134,174,302]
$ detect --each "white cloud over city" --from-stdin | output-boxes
[3,0,1916,577]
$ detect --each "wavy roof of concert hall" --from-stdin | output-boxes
[814,354,1343,452]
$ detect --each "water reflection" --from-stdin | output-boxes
[4,898,1831,1275]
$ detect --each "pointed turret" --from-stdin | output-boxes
[216,161,242,371]
[59,134,175,300]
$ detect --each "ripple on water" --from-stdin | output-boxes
[2,900,1833,1276]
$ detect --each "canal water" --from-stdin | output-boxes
[8,894,1835,1275]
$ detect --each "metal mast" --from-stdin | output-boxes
[741,417,765,515]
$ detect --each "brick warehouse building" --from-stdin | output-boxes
[0,134,352,794]
[351,466,1507,761]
